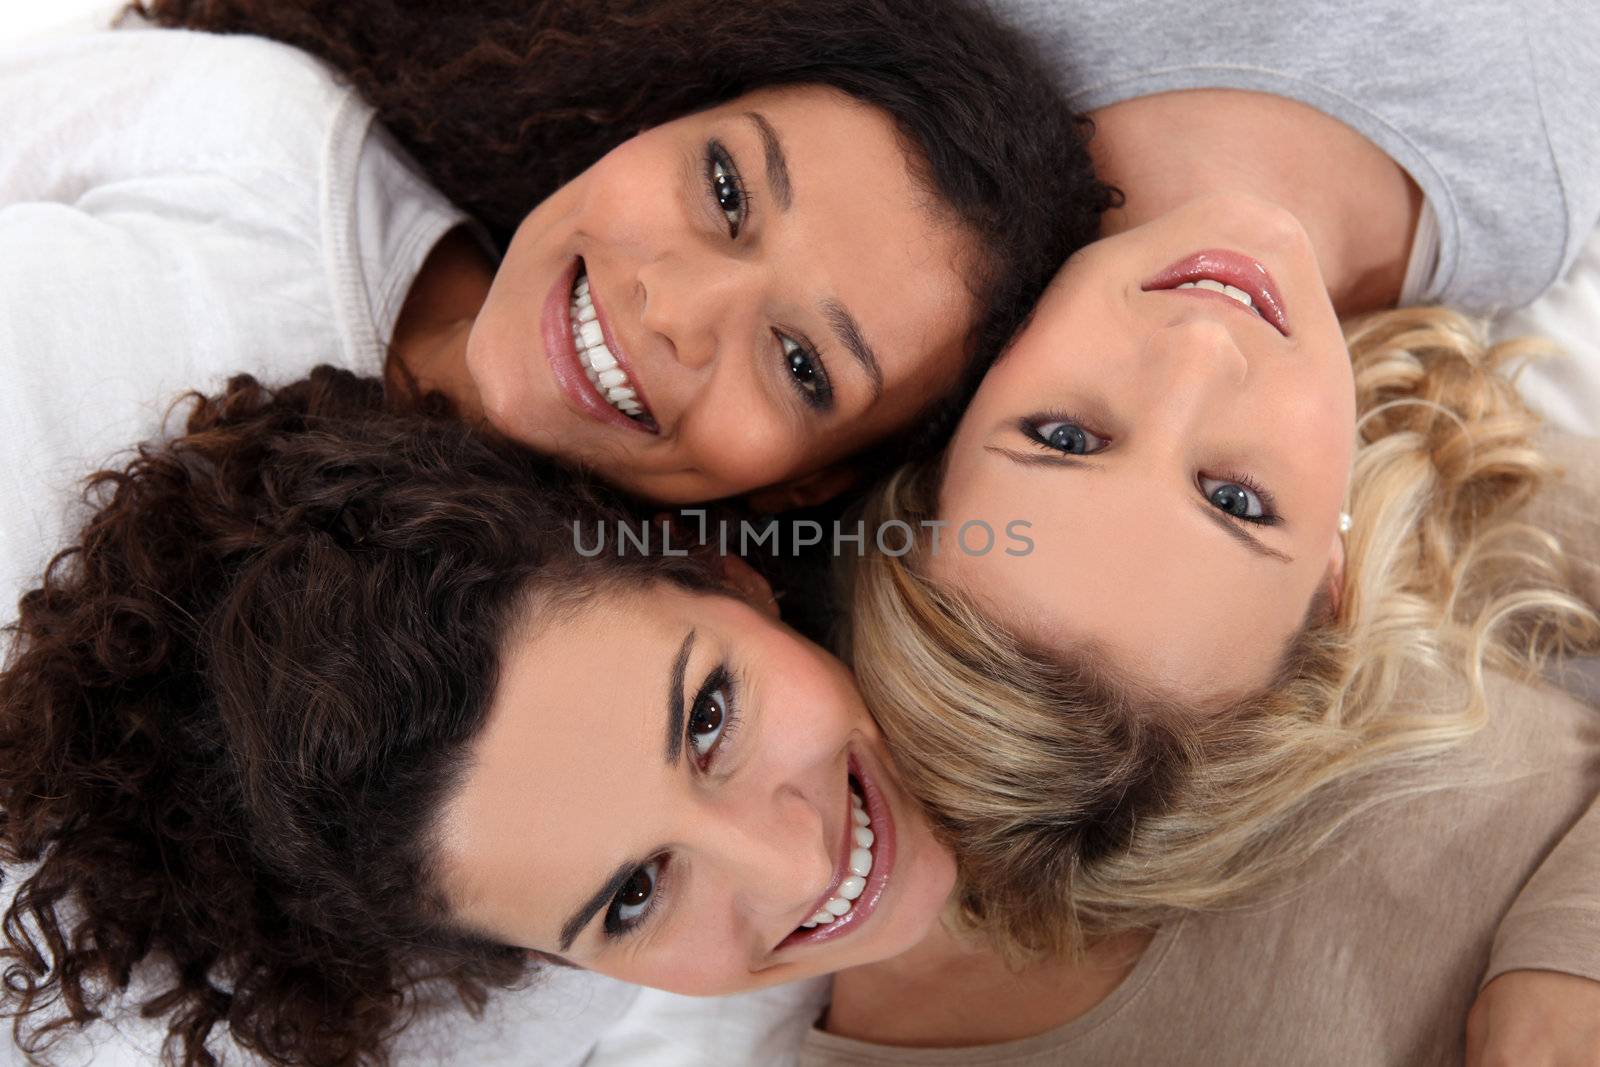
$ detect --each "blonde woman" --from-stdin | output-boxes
[804,195,1600,1064]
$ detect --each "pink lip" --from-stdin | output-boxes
[540,258,658,434]
[776,754,896,952]
[1141,249,1291,337]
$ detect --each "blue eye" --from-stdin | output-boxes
[1200,475,1274,524]
[1031,419,1109,456]
[706,143,746,238]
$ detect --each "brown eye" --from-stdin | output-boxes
[688,687,727,759]
[606,860,660,932]
[705,143,746,238]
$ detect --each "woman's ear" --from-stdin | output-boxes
[717,553,780,619]
[744,463,860,514]
[1325,528,1347,619]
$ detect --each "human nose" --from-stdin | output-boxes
[1138,316,1251,429]
[709,782,834,924]
[637,251,761,373]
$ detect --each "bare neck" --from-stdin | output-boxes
[386,226,495,413]
[1088,89,1421,316]
[824,916,1153,1048]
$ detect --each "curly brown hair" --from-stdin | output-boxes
[0,368,719,1066]
[131,0,1118,464]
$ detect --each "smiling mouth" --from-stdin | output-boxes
[799,778,876,929]
[778,761,895,951]
[1142,249,1291,337]
[568,265,658,428]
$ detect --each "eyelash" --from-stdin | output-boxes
[1206,470,1281,526]
[601,664,742,940]
[1019,412,1280,526]
[1019,410,1109,453]
[703,140,834,415]
[705,140,751,239]
[779,332,834,412]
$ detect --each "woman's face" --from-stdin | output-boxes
[933,195,1355,705]
[437,584,957,995]
[465,86,979,505]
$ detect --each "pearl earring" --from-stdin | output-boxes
[1338,511,1352,534]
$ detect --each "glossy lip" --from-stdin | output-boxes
[540,257,659,434]
[775,753,896,952]
[1141,249,1291,337]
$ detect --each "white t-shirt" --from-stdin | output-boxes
[0,27,642,1067]
[0,27,464,610]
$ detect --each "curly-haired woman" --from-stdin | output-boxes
[0,368,965,1066]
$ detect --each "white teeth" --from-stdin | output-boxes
[794,780,878,937]
[569,271,646,420]
[1175,278,1258,313]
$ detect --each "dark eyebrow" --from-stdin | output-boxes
[1191,499,1293,564]
[664,629,695,765]
[745,111,792,211]
[559,858,638,952]
[823,298,885,402]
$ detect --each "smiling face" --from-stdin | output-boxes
[933,194,1356,705]
[463,85,979,504]
[437,584,957,995]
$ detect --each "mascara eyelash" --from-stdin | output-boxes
[603,857,672,942]
[704,140,753,237]
[1017,411,1109,450]
[1209,470,1281,526]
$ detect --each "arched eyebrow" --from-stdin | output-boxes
[1190,499,1293,564]
[663,629,695,764]
[823,298,885,402]
[559,858,639,952]
[745,111,792,210]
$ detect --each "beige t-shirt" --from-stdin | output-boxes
[803,441,1600,1067]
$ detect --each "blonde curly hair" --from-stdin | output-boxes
[842,306,1599,962]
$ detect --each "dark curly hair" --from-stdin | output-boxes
[132,0,1118,465]
[0,368,719,1066]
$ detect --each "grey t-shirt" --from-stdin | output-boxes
[989,0,1600,313]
